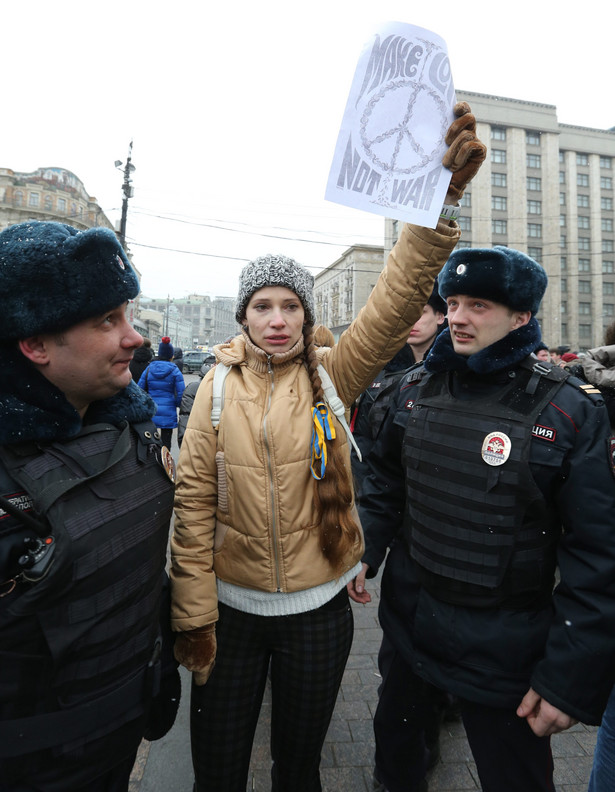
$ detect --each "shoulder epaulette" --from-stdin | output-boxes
[575,380,605,402]
[401,362,427,387]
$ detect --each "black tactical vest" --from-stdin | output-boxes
[0,420,174,756]
[402,361,567,609]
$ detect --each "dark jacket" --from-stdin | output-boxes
[139,360,185,429]
[359,321,615,725]
[129,344,154,382]
[173,347,184,374]
[0,346,175,788]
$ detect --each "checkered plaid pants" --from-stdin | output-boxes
[191,592,353,792]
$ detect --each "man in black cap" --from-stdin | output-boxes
[349,246,615,792]
[0,221,178,791]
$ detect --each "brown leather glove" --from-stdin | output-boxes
[174,624,217,686]
[442,101,487,204]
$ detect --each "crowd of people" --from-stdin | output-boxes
[2,100,615,792]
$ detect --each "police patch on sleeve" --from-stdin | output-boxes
[481,432,512,466]
[609,437,615,480]
[161,446,176,483]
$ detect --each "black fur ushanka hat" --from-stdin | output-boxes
[0,221,139,340]
[438,246,547,315]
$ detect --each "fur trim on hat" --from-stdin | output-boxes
[0,221,139,340]
[235,254,315,325]
[438,247,547,315]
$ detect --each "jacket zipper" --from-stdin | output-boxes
[262,356,282,591]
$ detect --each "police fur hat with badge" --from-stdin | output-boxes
[0,221,139,340]
[438,246,547,314]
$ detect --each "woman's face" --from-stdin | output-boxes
[243,286,305,354]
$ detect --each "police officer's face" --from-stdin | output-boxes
[446,295,531,356]
[243,286,305,355]
[21,303,143,417]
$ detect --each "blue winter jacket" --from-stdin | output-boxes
[138,360,185,429]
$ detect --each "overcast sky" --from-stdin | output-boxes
[5,0,613,300]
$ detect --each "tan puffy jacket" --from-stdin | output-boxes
[170,221,459,630]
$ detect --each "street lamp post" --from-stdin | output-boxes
[114,141,135,250]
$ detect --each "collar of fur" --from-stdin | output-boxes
[214,331,305,374]
[0,345,156,446]
[424,317,542,375]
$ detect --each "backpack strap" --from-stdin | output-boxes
[317,365,362,462]
[211,363,232,429]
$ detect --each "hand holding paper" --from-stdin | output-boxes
[442,101,487,204]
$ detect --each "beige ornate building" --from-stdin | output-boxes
[0,167,113,232]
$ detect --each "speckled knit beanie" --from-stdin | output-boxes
[235,254,315,325]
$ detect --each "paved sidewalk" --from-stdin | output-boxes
[132,568,598,792]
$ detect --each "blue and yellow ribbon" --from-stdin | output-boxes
[310,402,336,479]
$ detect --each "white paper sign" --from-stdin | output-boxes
[326,22,456,228]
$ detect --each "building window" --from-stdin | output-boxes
[560,256,567,271]
[561,278,568,291]
[604,282,615,296]
[561,301,568,313]
[602,218,614,232]
[492,172,507,187]
[44,195,53,210]
[602,197,613,210]
[578,216,590,230]
[460,192,471,207]
[603,240,615,253]
[492,219,507,234]
[577,173,590,187]
[559,151,565,163]
[527,154,541,168]
[458,217,471,232]
[528,223,542,238]
[579,281,591,294]
[527,177,542,191]
[604,303,615,316]
[492,196,507,211]
[576,153,589,166]
[578,301,591,313]
[560,192,566,206]
[559,171,566,184]
[579,259,590,272]
[560,215,567,227]
[560,235,567,248]
[57,198,66,212]
[29,192,40,207]
[603,261,615,273]
[491,127,506,140]
[14,190,23,206]
[491,149,506,164]
[577,194,590,208]
[528,247,542,262]
[456,240,472,249]
[579,324,592,338]
[601,176,613,189]
[579,237,591,251]
[526,131,541,145]
[600,156,612,169]
[528,200,541,215]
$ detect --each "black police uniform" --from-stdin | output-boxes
[360,325,615,792]
[0,351,176,792]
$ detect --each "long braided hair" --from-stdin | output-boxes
[303,324,362,572]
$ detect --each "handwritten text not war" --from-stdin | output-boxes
[336,136,440,210]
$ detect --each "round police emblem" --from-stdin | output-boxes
[456,263,467,275]
[161,445,176,483]
[481,431,512,466]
